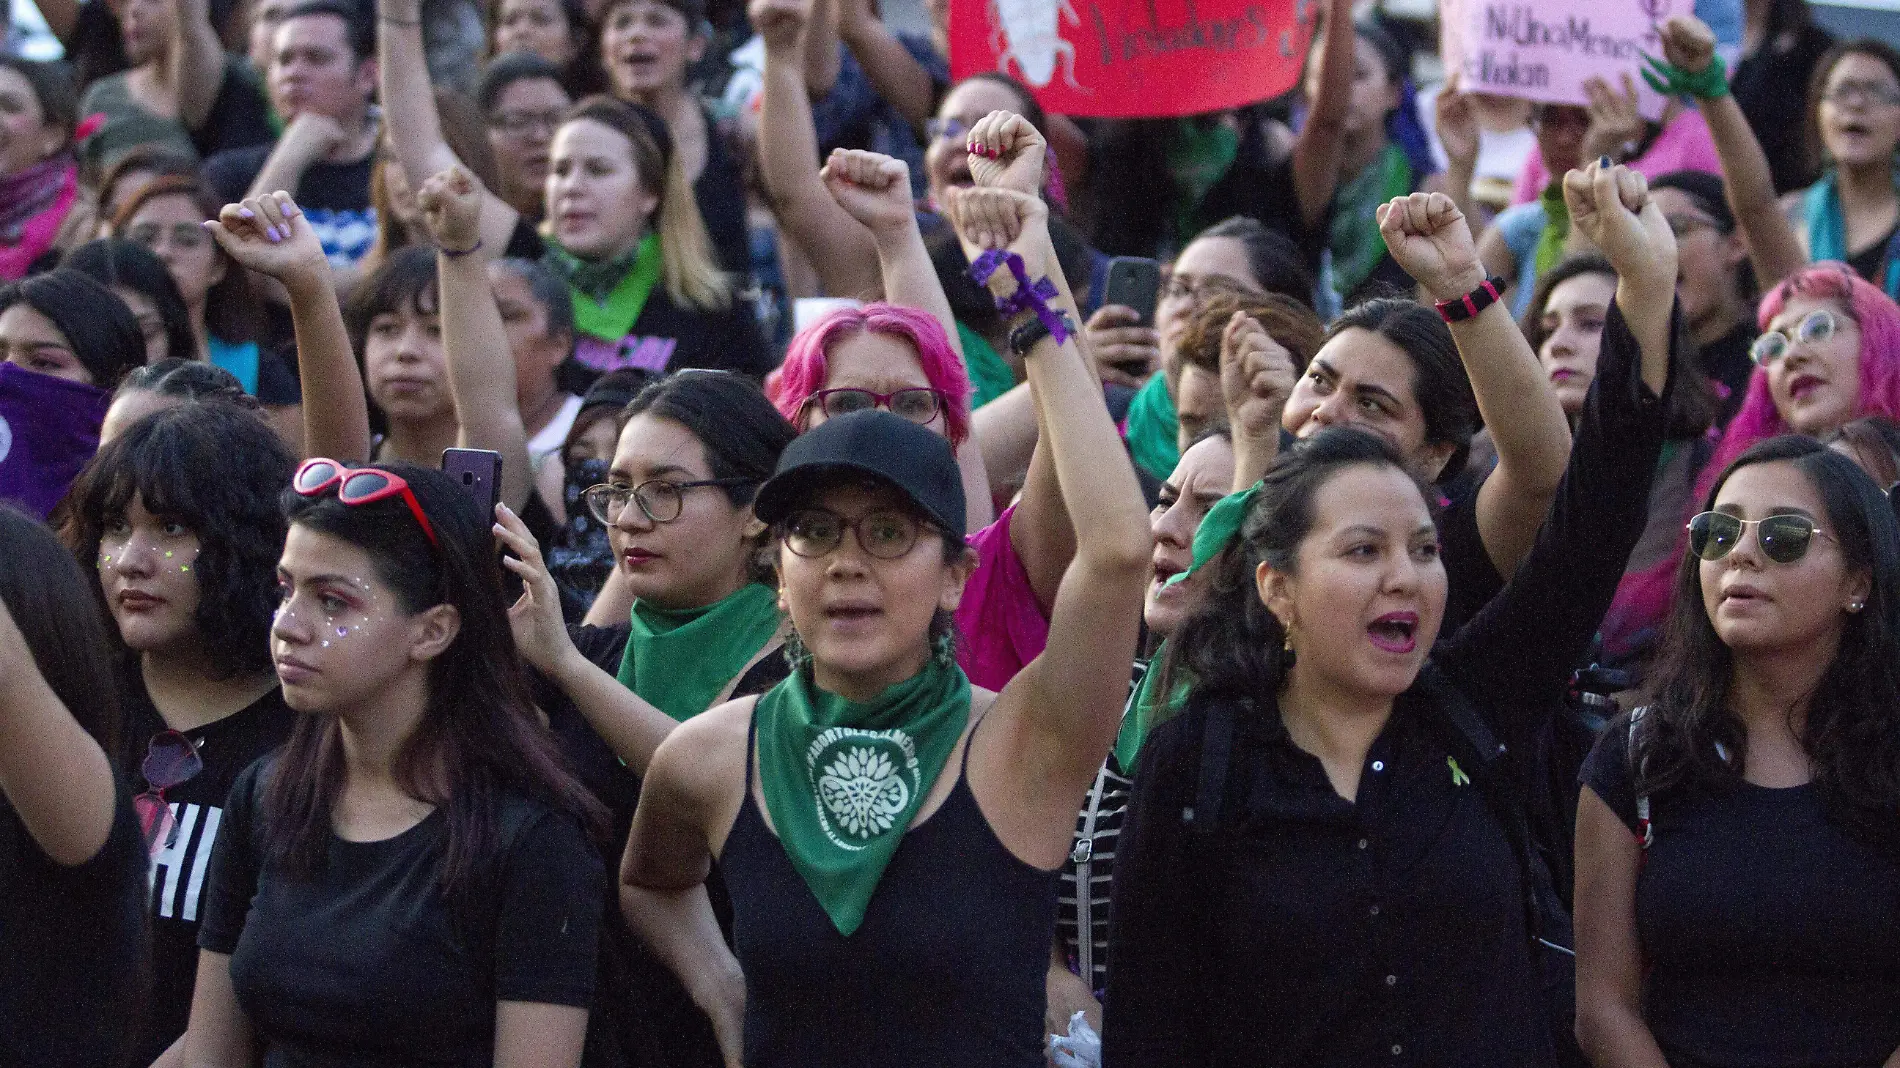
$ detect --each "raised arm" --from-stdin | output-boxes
[207,192,372,461]
[378,0,520,256]
[171,0,227,129]
[801,0,842,96]
[417,165,534,511]
[0,595,115,868]
[1379,191,1572,581]
[494,505,686,772]
[951,183,1151,867]
[1434,76,1483,237]
[1221,311,1299,490]
[1649,15,1806,288]
[752,0,883,299]
[1567,159,1678,395]
[1290,0,1357,232]
[836,0,937,128]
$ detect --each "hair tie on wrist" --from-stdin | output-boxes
[439,238,483,258]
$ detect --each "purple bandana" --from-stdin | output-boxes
[0,362,110,519]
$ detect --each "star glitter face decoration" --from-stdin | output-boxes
[97,494,204,655]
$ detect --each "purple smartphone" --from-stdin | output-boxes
[441,448,503,519]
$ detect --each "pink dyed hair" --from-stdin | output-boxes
[764,303,975,447]
[1704,262,1900,498]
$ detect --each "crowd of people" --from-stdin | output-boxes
[4,0,1900,1063]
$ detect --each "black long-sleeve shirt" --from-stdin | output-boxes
[1104,300,1673,1067]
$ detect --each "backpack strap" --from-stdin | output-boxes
[1628,706,1653,850]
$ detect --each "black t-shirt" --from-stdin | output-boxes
[1438,473,1505,635]
[1733,23,1836,196]
[119,684,293,1067]
[1699,321,1757,429]
[198,758,605,1066]
[0,780,148,1068]
[193,58,277,161]
[1847,218,1900,290]
[1581,721,1900,1068]
[202,143,377,267]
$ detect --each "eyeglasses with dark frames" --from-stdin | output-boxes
[582,477,755,524]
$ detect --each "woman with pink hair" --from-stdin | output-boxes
[765,297,1073,692]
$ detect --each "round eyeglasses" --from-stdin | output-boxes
[1750,309,1838,365]
[581,477,754,525]
[781,508,929,559]
[803,387,946,426]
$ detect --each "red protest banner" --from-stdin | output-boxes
[949,0,1319,118]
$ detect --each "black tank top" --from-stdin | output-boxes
[722,708,1058,1068]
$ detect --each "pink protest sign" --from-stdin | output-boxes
[1441,0,1676,119]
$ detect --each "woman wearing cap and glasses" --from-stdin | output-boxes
[1575,436,1900,1068]
[180,459,609,1068]
[0,506,148,1068]
[620,175,1150,1064]
[60,401,295,1068]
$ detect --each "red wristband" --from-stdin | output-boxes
[1434,276,1507,323]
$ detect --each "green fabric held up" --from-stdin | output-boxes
[1532,181,1573,280]
[1113,653,1192,772]
[1124,373,1180,481]
[547,233,663,342]
[755,658,971,936]
[617,583,782,722]
[1168,118,1241,248]
[956,321,1018,410]
[1329,142,1414,301]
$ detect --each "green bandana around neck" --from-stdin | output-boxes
[1328,142,1414,301]
[547,233,663,342]
[755,657,972,935]
[956,321,1018,409]
[1533,181,1573,280]
[618,582,783,722]
[1124,373,1180,481]
[1169,118,1241,245]
[1113,652,1192,772]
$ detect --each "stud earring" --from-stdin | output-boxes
[1849,600,1866,613]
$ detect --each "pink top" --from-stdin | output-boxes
[953,504,1050,692]
[1510,107,1722,206]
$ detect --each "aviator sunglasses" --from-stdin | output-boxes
[1687,511,1836,564]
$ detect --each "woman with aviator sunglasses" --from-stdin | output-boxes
[60,401,295,1068]
[1576,435,1900,1068]
[181,458,609,1068]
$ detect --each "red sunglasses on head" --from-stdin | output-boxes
[293,458,439,548]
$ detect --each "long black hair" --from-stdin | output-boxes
[265,463,608,899]
[0,504,123,761]
[622,370,796,508]
[1325,298,1480,482]
[65,239,199,366]
[0,269,145,388]
[61,402,294,684]
[1159,427,1432,712]
[1638,436,1900,851]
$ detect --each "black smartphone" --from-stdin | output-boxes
[1103,256,1162,327]
[442,448,503,519]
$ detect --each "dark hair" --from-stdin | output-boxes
[64,239,198,366]
[478,49,570,114]
[1806,38,1900,179]
[1324,298,1479,481]
[1640,435,1900,851]
[346,243,440,359]
[62,403,293,680]
[1647,169,1759,306]
[622,371,796,508]
[112,175,262,345]
[0,269,144,388]
[949,73,1048,144]
[1195,217,1320,311]
[1353,18,1409,93]
[1829,416,1900,488]
[116,358,256,408]
[266,463,608,897]
[1161,427,1429,708]
[95,144,198,216]
[0,57,78,145]
[279,0,374,60]
[0,504,124,761]
[1520,253,1719,441]
[492,256,575,342]
[561,367,656,466]
[1176,283,1324,376]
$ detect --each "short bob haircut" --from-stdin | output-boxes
[1321,297,1480,482]
[1640,435,1900,851]
[0,268,145,388]
[1706,262,1900,494]
[765,303,975,447]
[64,238,199,366]
[266,463,607,900]
[61,402,295,680]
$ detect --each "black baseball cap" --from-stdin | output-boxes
[753,410,966,539]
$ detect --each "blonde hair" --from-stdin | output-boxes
[564,95,730,311]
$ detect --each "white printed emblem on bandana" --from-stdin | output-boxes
[807,726,920,850]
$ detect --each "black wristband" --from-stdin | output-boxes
[1007,314,1052,356]
[1434,275,1508,323]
